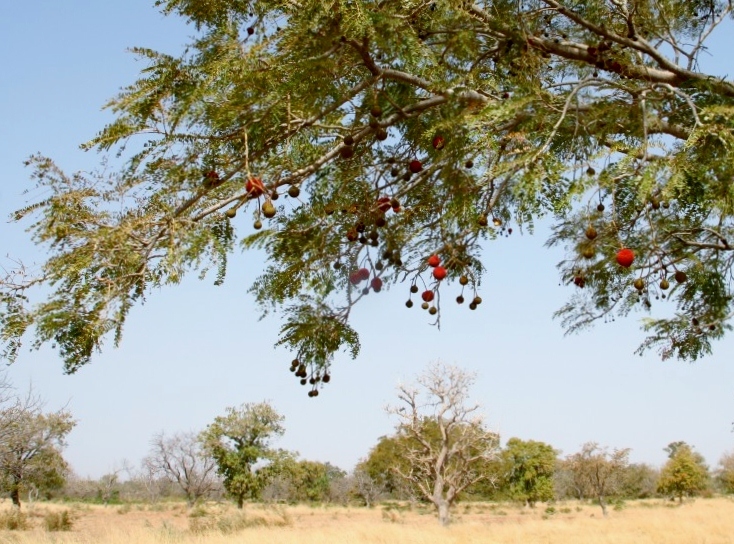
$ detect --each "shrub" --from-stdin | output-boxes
[0,509,30,530]
[44,510,74,531]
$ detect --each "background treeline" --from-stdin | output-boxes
[2,371,733,511]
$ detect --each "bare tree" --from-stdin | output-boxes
[135,456,170,504]
[149,431,217,507]
[351,467,385,507]
[386,362,499,526]
[97,465,123,506]
[565,442,630,516]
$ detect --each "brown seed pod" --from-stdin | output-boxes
[262,201,276,218]
[585,226,598,240]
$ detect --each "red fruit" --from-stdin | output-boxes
[246,177,265,197]
[432,266,447,280]
[349,268,370,285]
[370,277,383,292]
[377,196,391,212]
[432,136,445,150]
[616,248,634,268]
[421,290,435,302]
[409,160,423,173]
[427,255,441,268]
[205,170,219,180]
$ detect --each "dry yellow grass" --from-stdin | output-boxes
[0,497,732,544]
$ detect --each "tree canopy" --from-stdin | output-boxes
[199,402,285,507]
[3,0,734,393]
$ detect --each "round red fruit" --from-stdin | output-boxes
[432,136,445,150]
[432,266,447,280]
[246,177,265,197]
[409,160,423,173]
[370,277,383,292]
[358,267,370,281]
[421,290,435,302]
[616,248,634,268]
[349,272,361,285]
[377,196,391,212]
[427,254,441,267]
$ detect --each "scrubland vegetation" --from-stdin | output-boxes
[1,497,734,544]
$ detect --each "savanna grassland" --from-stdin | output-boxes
[1,498,733,544]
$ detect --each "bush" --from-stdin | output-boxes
[44,510,74,531]
[0,509,30,530]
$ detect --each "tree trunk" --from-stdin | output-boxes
[436,500,451,526]
[10,486,21,509]
[237,495,244,509]
[598,496,608,517]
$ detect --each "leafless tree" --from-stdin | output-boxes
[351,467,385,507]
[149,431,217,507]
[386,362,499,526]
[565,442,630,516]
[97,465,123,506]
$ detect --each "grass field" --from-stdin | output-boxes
[0,497,733,544]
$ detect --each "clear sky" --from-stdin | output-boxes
[1,2,733,479]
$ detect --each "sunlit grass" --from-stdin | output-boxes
[0,497,732,543]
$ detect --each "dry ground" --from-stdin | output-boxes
[0,497,732,544]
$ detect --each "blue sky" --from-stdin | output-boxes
[1,2,733,479]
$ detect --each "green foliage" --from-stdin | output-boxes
[357,434,414,499]
[657,442,710,501]
[501,438,558,506]
[5,0,734,385]
[200,402,285,507]
[619,463,659,499]
[0,400,75,508]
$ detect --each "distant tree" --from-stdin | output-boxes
[148,431,218,507]
[565,442,630,516]
[658,442,709,502]
[200,401,285,508]
[357,434,414,499]
[619,463,659,499]
[0,388,75,508]
[258,454,341,503]
[387,362,499,526]
[501,438,557,507]
[716,450,734,495]
[350,467,386,507]
[96,469,122,505]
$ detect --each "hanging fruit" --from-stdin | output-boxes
[409,160,423,173]
[246,176,265,197]
[616,248,634,268]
